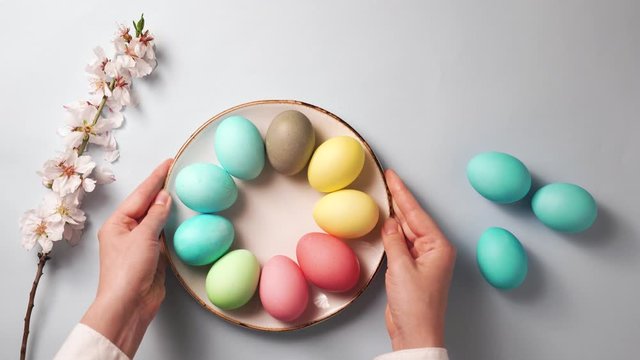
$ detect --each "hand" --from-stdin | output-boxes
[382,169,456,351]
[81,159,173,358]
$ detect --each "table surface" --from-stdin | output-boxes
[1,1,638,359]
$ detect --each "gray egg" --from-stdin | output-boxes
[265,110,316,175]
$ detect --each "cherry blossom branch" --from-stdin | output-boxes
[20,252,50,360]
[19,14,156,359]
[76,79,117,155]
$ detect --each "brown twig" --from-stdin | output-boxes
[20,252,50,360]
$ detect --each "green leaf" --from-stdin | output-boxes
[132,20,140,37]
[137,13,145,32]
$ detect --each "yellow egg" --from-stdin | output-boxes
[313,189,379,239]
[307,136,365,192]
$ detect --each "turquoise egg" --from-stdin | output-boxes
[214,116,265,180]
[467,152,531,204]
[532,183,597,233]
[477,227,528,290]
[175,163,237,213]
[173,214,234,266]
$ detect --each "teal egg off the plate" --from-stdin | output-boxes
[477,227,528,290]
[467,151,531,204]
[214,116,265,180]
[532,183,597,233]
[173,214,234,266]
[175,163,237,213]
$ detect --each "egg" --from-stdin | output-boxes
[265,110,316,176]
[467,151,532,204]
[175,163,237,213]
[296,232,360,292]
[307,136,365,192]
[313,189,379,239]
[476,227,528,290]
[259,256,309,322]
[214,115,265,180]
[532,183,597,233]
[206,249,261,310]
[173,214,234,266]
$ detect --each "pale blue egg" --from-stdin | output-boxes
[214,116,265,180]
[532,183,597,233]
[467,152,531,204]
[477,227,528,290]
[175,163,237,213]
[173,214,234,266]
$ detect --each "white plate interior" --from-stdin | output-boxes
[164,100,390,331]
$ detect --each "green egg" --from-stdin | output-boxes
[532,183,597,233]
[467,152,531,204]
[477,227,528,290]
[206,249,260,310]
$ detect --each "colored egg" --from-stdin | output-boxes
[259,256,309,322]
[467,151,532,204]
[532,183,597,233]
[265,110,316,176]
[175,163,237,213]
[206,249,261,310]
[296,232,360,292]
[173,214,234,266]
[307,136,365,192]
[214,116,265,180]
[313,189,379,239]
[477,227,528,290]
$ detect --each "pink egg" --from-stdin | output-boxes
[259,255,309,322]
[296,232,360,292]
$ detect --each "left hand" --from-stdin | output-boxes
[81,159,173,358]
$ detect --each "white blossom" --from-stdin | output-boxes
[63,222,85,246]
[59,101,124,151]
[106,68,131,112]
[86,47,116,77]
[88,71,112,98]
[41,192,86,225]
[94,165,116,184]
[115,34,156,78]
[39,151,97,196]
[20,207,65,252]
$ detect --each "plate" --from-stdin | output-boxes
[163,100,390,331]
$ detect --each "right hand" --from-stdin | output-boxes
[381,169,457,351]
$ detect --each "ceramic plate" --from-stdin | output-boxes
[163,100,390,331]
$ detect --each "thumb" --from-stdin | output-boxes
[382,217,412,263]
[138,190,172,238]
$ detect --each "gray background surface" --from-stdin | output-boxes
[1,1,639,359]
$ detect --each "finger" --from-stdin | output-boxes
[385,169,440,238]
[391,199,417,241]
[382,217,412,262]
[138,190,172,238]
[115,159,173,220]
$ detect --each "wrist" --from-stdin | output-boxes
[81,294,152,358]
[391,324,445,351]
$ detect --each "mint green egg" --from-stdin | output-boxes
[173,214,234,266]
[214,116,265,180]
[206,249,261,310]
[467,152,531,204]
[477,227,528,290]
[532,183,597,233]
[175,163,237,213]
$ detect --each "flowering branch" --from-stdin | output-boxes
[19,14,157,360]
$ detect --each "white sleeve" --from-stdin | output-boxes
[374,348,449,360]
[54,323,130,360]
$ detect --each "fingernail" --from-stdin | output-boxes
[154,190,170,206]
[383,218,399,235]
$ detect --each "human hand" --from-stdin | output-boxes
[382,169,456,351]
[81,159,173,358]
